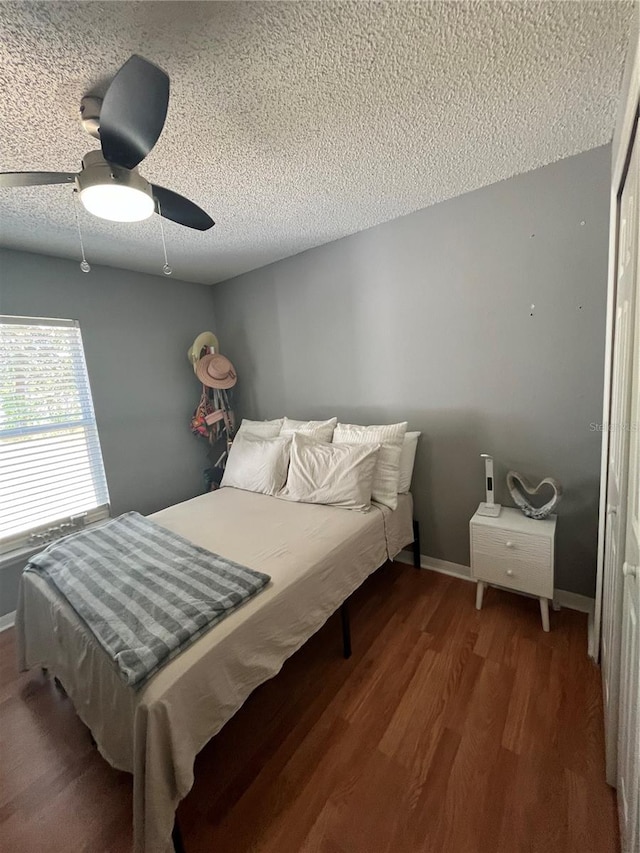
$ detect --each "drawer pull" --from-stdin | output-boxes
[506,569,514,577]
[506,541,514,549]
[622,562,638,579]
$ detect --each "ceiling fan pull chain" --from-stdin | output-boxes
[72,189,91,273]
[157,198,172,275]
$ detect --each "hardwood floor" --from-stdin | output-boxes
[0,563,618,853]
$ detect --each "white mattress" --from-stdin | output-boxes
[16,488,414,853]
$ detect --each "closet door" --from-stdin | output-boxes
[617,128,640,853]
[602,125,639,786]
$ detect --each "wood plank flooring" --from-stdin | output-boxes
[0,563,618,853]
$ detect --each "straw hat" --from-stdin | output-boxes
[196,353,237,389]
[187,331,219,371]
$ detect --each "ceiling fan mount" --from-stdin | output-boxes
[0,55,215,231]
[79,95,103,140]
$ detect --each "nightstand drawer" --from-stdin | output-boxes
[471,525,553,597]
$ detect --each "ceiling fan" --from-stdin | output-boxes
[0,55,214,231]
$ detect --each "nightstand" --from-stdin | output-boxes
[470,506,556,631]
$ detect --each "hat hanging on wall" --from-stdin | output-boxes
[187,331,219,373]
[196,353,237,390]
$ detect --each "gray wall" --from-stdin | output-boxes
[0,249,216,615]
[211,145,611,597]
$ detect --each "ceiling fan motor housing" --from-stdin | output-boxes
[77,150,152,196]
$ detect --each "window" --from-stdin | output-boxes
[0,316,110,554]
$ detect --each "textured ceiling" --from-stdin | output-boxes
[0,1,633,286]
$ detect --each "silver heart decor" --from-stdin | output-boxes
[506,470,563,520]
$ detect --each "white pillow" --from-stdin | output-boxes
[280,416,337,443]
[398,431,421,493]
[236,417,284,439]
[333,422,408,510]
[280,433,380,511]
[221,433,291,496]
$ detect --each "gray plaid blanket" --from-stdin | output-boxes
[25,512,270,687]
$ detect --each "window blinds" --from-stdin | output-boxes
[0,316,110,553]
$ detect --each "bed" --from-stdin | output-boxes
[16,486,416,853]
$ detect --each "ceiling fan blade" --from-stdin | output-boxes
[0,171,77,188]
[152,185,215,231]
[100,54,170,170]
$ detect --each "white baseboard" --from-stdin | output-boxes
[397,550,596,655]
[0,610,16,633]
[397,550,472,579]
[552,589,595,615]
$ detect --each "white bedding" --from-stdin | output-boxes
[16,488,414,853]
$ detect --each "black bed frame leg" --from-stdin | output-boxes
[172,817,186,853]
[412,519,421,569]
[340,602,352,659]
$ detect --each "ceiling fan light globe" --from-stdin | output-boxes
[76,151,155,223]
[79,183,154,222]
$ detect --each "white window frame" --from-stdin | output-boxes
[0,315,110,555]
